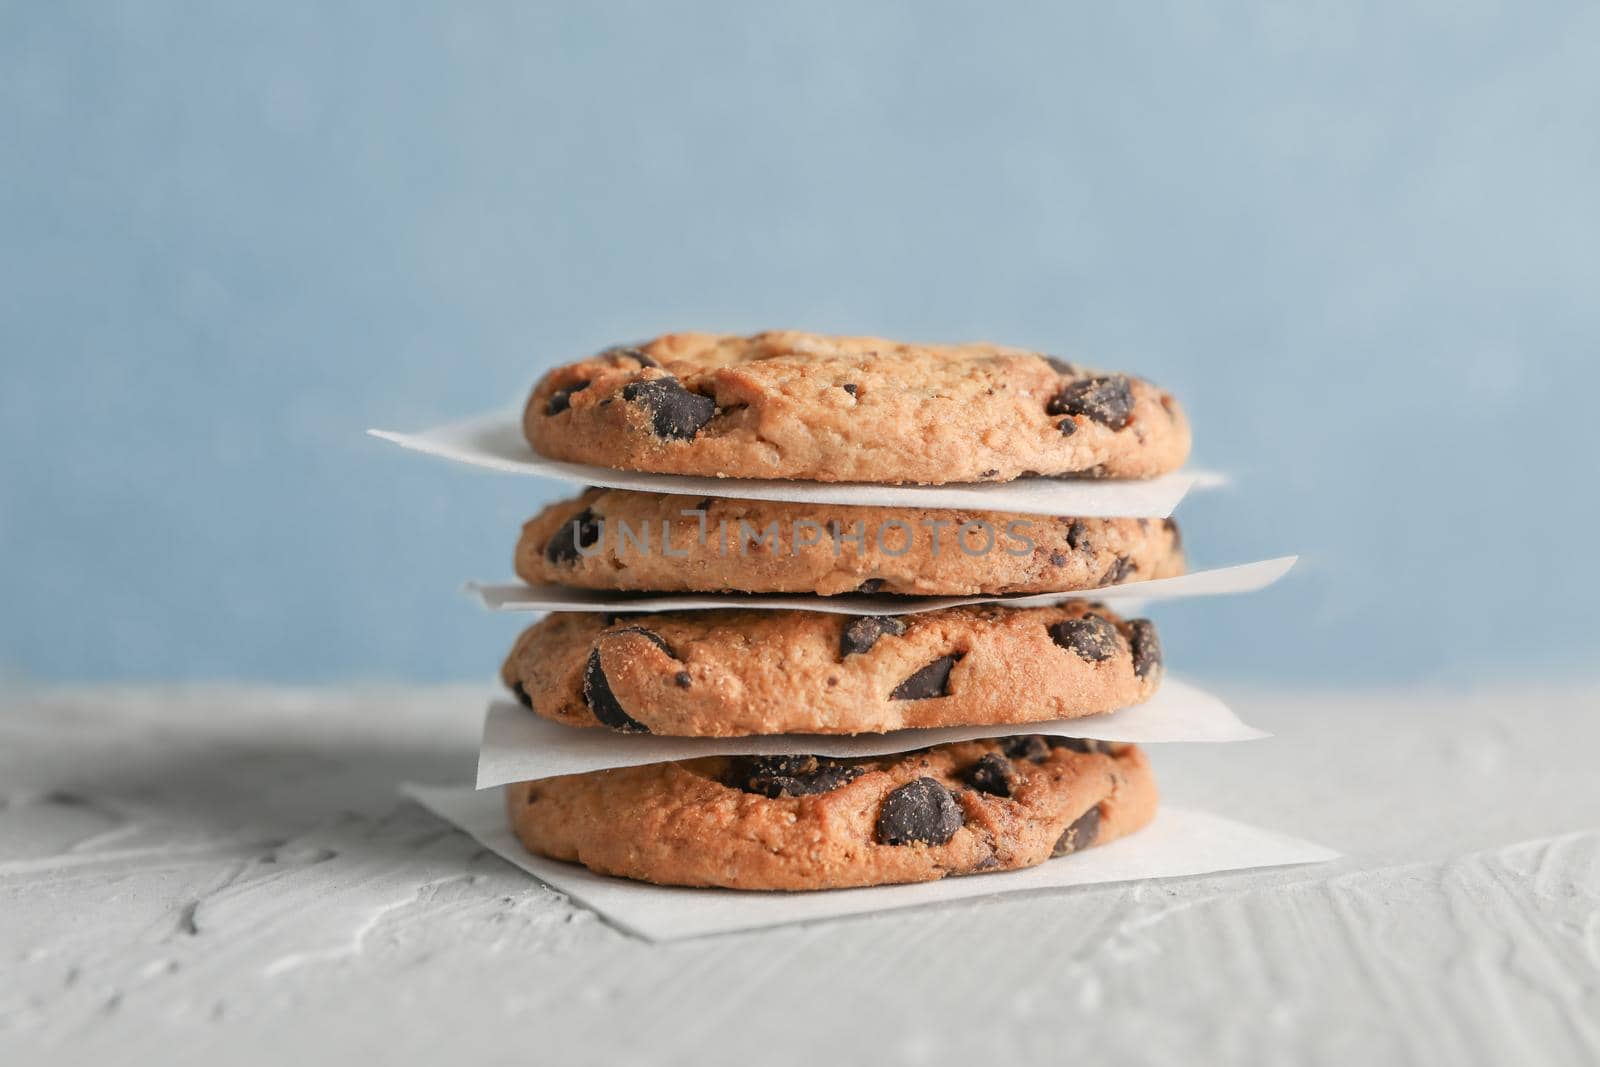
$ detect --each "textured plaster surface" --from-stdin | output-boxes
[3,683,1599,1066]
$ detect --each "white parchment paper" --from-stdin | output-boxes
[368,412,1224,518]
[475,678,1263,788]
[468,556,1296,616]
[403,783,1338,941]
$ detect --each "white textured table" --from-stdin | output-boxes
[4,683,1599,1066]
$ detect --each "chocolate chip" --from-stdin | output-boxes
[1000,735,1108,762]
[1049,552,1068,567]
[509,680,533,708]
[1065,521,1089,551]
[1101,557,1135,585]
[842,383,858,396]
[890,654,961,700]
[1044,356,1080,377]
[840,615,908,657]
[1000,735,1051,762]
[674,671,691,688]
[1127,619,1162,679]
[876,777,964,846]
[724,755,865,798]
[544,508,602,565]
[1048,375,1134,430]
[1048,736,1109,755]
[1048,615,1122,662]
[582,650,649,733]
[599,343,658,368]
[621,377,716,439]
[545,380,590,415]
[965,754,1015,798]
[1057,418,1077,435]
[1051,806,1101,856]
[856,578,887,593]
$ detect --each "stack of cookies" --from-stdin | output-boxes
[497,331,1192,891]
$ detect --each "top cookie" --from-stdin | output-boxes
[524,331,1190,484]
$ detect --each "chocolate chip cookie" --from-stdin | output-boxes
[517,487,1184,596]
[504,737,1156,890]
[500,602,1163,736]
[524,332,1190,484]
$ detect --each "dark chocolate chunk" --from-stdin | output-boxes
[1065,521,1089,551]
[1000,735,1109,762]
[544,379,590,415]
[965,753,1015,798]
[544,508,603,565]
[842,383,858,396]
[1051,806,1101,856]
[509,680,533,708]
[1101,557,1136,585]
[856,578,887,593]
[840,615,908,658]
[1049,552,1068,567]
[1048,375,1134,430]
[876,777,964,846]
[1000,734,1051,762]
[1049,736,1109,754]
[724,754,865,798]
[674,671,692,688]
[1057,417,1078,435]
[889,654,961,700]
[1127,619,1162,679]
[599,343,658,368]
[1048,615,1122,662]
[1044,356,1080,377]
[582,650,649,733]
[621,377,716,439]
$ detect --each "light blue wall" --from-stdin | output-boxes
[3,2,1597,684]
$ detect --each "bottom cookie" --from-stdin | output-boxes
[504,737,1156,891]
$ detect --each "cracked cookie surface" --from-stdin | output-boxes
[516,487,1184,596]
[524,331,1190,484]
[500,601,1163,736]
[504,738,1156,890]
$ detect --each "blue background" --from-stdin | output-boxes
[4,2,1597,685]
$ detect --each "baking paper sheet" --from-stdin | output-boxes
[368,412,1225,518]
[475,678,1264,788]
[403,783,1338,941]
[468,556,1296,616]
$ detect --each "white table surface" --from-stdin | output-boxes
[4,681,1599,1066]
